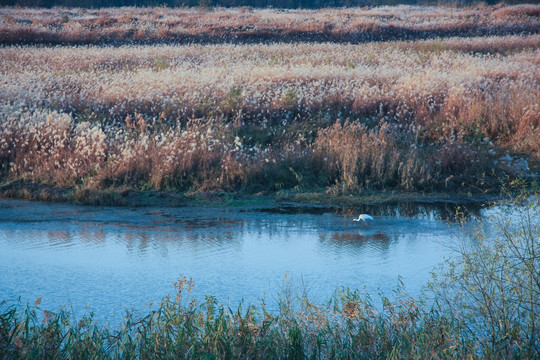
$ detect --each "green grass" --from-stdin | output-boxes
[0,281,470,360]
[0,178,501,208]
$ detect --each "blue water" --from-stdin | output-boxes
[0,199,484,323]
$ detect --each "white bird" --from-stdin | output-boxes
[353,214,373,222]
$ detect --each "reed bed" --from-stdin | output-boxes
[1,31,538,194]
[0,284,473,359]
[1,5,539,45]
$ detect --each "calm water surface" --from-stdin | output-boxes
[0,199,485,322]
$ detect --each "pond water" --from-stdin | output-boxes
[0,198,486,322]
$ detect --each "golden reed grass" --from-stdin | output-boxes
[0,5,538,195]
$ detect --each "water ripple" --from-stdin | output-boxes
[0,198,491,322]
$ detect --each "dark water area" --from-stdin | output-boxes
[0,199,487,323]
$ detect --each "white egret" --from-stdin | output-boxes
[353,214,373,222]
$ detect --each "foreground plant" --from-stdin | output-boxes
[430,182,540,359]
[0,280,466,359]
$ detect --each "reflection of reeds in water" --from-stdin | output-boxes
[319,231,393,253]
[0,199,487,257]
[260,201,487,221]
[341,201,486,221]
[330,232,389,243]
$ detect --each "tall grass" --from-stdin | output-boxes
[0,279,475,359]
[1,187,538,358]
[1,32,538,195]
[0,103,518,194]
[1,5,539,45]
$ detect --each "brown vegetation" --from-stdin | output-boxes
[0,6,539,197]
[1,5,539,45]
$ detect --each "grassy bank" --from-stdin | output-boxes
[1,188,538,359]
[0,178,503,207]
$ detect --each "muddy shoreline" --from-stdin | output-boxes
[0,179,499,208]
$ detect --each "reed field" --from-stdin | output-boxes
[0,4,539,197]
[1,5,540,45]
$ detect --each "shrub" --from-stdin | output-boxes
[430,182,540,358]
